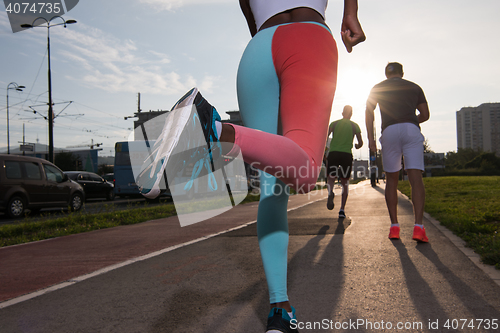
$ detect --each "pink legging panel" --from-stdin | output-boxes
[230,23,338,193]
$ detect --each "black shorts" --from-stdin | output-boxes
[327,151,353,179]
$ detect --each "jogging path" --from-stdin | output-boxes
[1,181,499,332]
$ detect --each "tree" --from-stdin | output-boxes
[464,152,500,170]
[423,137,434,153]
[445,148,482,169]
[54,152,82,171]
[98,163,113,175]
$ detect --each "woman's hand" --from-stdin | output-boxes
[341,14,365,53]
[341,0,365,53]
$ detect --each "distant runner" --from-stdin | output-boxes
[326,105,363,218]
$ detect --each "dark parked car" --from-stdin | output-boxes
[102,173,114,183]
[0,154,85,218]
[64,171,115,201]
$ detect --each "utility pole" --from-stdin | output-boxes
[137,92,142,113]
[21,17,77,162]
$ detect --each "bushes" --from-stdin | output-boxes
[439,149,500,176]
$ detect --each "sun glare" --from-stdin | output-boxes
[330,67,381,160]
[334,67,379,116]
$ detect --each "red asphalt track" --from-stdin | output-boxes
[0,192,326,303]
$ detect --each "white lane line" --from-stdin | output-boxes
[0,193,328,309]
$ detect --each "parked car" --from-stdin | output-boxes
[0,154,85,218]
[64,171,115,201]
[102,173,114,183]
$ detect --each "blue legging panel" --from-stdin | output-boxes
[237,26,290,304]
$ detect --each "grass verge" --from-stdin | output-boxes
[398,176,500,269]
[0,202,177,247]
[0,192,264,248]
[0,184,349,248]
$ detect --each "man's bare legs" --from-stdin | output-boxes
[326,176,349,213]
[326,175,337,210]
[406,169,425,225]
[385,169,425,225]
[327,175,337,196]
[384,171,400,225]
[339,178,349,211]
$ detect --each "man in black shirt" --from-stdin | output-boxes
[365,62,430,242]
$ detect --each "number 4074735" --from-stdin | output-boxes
[6,2,62,15]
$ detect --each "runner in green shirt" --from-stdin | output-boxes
[326,105,363,218]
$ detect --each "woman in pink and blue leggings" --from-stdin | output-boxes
[220,1,365,331]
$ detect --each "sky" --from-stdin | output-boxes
[1,0,499,160]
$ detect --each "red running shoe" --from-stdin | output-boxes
[388,226,400,239]
[412,225,429,243]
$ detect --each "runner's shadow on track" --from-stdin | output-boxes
[391,241,450,321]
[287,220,347,325]
[150,281,269,333]
[416,244,500,319]
[150,203,351,332]
[372,185,385,195]
[371,186,413,205]
[148,223,273,332]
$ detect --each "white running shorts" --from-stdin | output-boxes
[379,123,425,173]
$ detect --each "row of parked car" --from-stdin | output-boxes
[0,154,115,219]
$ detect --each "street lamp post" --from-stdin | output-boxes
[6,83,25,154]
[21,16,76,162]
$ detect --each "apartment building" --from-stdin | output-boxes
[456,103,500,155]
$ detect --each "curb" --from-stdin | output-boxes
[398,191,500,287]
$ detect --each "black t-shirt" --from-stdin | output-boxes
[367,77,427,131]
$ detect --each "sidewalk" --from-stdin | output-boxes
[1,181,499,332]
